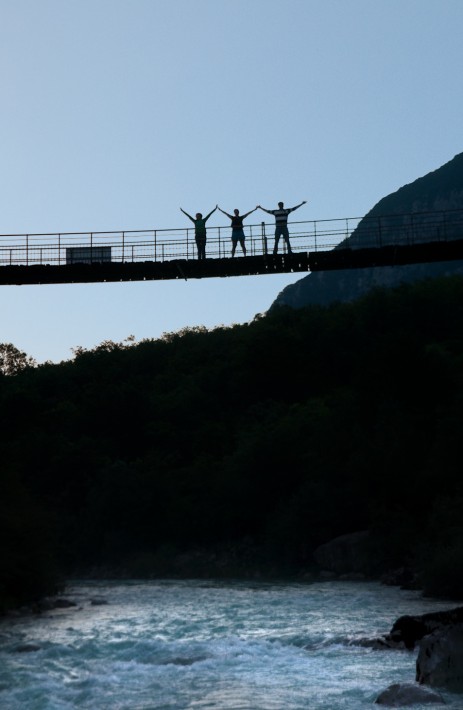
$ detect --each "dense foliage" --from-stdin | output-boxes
[3,275,463,609]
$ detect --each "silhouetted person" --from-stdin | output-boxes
[180,206,217,259]
[218,206,257,256]
[257,200,307,254]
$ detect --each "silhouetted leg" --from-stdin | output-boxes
[196,238,206,259]
[283,227,292,254]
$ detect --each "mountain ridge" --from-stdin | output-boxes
[272,152,463,308]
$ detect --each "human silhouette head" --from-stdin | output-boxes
[278,202,284,208]
[234,209,239,215]
[196,213,202,219]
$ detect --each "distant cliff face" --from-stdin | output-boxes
[272,152,463,309]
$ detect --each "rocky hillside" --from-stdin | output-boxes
[273,152,463,308]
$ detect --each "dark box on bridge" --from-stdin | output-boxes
[66,247,112,264]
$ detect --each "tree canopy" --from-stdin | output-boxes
[3,275,463,609]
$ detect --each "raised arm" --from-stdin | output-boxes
[242,207,258,220]
[256,205,274,215]
[204,205,218,222]
[218,207,233,219]
[289,200,307,213]
[180,207,195,223]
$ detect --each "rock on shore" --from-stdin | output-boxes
[389,606,463,650]
[313,531,370,575]
[382,606,463,693]
[416,623,463,690]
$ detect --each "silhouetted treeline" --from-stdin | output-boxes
[3,275,463,609]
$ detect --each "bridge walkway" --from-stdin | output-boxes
[0,209,462,286]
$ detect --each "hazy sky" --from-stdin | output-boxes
[1,0,462,362]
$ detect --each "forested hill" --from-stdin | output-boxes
[3,275,463,610]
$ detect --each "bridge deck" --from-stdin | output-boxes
[308,237,463,272]
[0,253,308,286]
[1,238,463,286]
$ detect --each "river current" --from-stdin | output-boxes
[0,580,461,709]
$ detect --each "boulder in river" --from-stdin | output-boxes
[14,643,41,653]
[375,682,445,706]
[37,597,77,612]
[90,597,108,606]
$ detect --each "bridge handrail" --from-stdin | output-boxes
[1,205,463,239]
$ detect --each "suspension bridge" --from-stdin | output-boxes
[1,208,463,286]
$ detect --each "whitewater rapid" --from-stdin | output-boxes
[0,580,460,709]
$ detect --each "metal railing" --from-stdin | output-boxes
[1,208,463,267]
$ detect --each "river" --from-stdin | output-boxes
[0,580,460,709]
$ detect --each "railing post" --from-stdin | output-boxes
[262,222,267,255]
[154,230,157,261]
[26,235,29,266]
[58,234,61,265]
[314,220,317,251]
[122,231,125,262]
[218,227,221,258]
[90,232,93,263]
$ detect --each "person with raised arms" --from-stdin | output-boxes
[217,206,257,257]
[257,200,307,255]
[180,205,218,260]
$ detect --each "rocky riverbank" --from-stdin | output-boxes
[369,606,463,704]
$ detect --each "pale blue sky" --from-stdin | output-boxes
[1,0,462,362]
